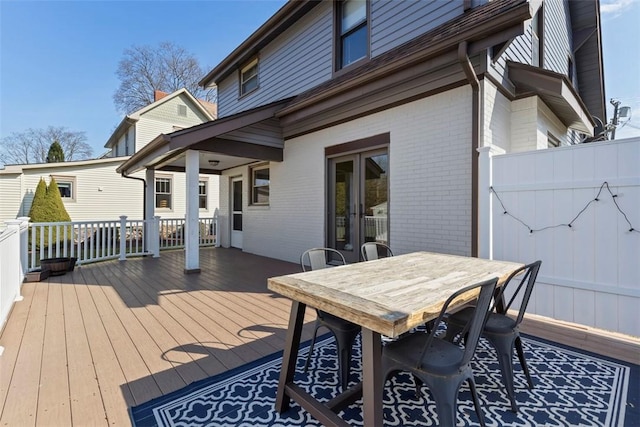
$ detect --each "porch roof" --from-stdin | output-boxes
[116,98,291,176]
[508,61,596,135]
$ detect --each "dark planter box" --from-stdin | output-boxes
[41,257,72,276]
[25,269,50,282]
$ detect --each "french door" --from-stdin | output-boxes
[328,149,389,263]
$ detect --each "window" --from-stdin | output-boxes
[240,58,259,96]
[199,180,207,209]
[251,165,270,205]
[532,6,544,67]
[548,132,561,148]
[155,176,172,209]
[177,104,187,117]
[337,0,368,70]
[51,175,76,201]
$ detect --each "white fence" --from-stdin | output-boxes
[485,138,640,337]
[0,218,28,336]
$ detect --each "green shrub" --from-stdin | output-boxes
[28,177,72,249]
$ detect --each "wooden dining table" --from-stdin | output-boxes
[267,251,524,427]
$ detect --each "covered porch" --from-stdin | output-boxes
[0,248,637,425]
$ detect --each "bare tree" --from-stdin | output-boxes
[113,41,215,115]
[0,126,93,165]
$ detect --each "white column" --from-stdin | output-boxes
[477,145,504,260]
[143,169,157,252]
[184,150,200,273]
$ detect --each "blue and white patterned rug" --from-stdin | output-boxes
[131,333,638,426]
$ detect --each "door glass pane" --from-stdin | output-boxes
[232,180,242,231]
[334,160,354,252]
[363,153,388,244]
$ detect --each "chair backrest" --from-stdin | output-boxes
[418,277,498,369]
[360,242,394,261]
[300,248,346,272]
[494,260,542,325]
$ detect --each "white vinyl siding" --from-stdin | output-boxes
[0,160,220,222]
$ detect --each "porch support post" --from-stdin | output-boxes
[145,168,156,254]
[477,145,504,259]
[184,149,200,273]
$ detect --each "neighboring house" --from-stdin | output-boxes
[0,88,219,222]
[118,0,605,268]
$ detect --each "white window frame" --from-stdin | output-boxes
[250,164,270,206]
[199,179,208,210]
[155,176,173,210]
[51,175,76,202]
[240,58,259,96]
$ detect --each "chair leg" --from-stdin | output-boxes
[468,377,486,427]
[488,335,519,412]
[333,329,360,390]
[303,319,321,372]
[421,375,462,427]
[515,336,534,389]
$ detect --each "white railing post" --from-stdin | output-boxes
[5,219,24,298]
[477,145,504,260]
[152,216,160,258]
[119,216,127,261]
[17,217,30,275]
[213,208,220,248]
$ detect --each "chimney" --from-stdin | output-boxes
[154,90,168,101]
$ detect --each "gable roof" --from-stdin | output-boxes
[104,88,216,149]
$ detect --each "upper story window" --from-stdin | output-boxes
[240,58,259,96]
[177,104,187,117]
[251,164,270,205]
[532,5,544,67]
[337,0,368,70]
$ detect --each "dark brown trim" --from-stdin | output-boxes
[285,80,467,140]
[463,0,472,11]
[458,42,479,258]
[191,139,283,162]
[184,268,201,274]
[325,133,390,156]
[157,165,221,175]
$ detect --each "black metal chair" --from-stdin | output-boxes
[300,248,361,391]
[382,277,498,427]
[446,260,542,412]
[360,242,393,261]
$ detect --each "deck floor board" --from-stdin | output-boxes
[2,248,634,426]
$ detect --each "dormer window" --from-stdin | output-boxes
[337,0,368,70]
[240,58,259,96]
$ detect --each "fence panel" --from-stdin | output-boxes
[490,138,640,336]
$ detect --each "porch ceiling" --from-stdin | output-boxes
[507,61,596,135]
[116,99,291,176]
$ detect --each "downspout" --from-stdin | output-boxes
[458,41,480,257]
[121,172,147,251]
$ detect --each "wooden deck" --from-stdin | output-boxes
[1,248,638,426]
[0,248,315,426]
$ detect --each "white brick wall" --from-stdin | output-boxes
[219,86,474,263]
[482,79,511,151]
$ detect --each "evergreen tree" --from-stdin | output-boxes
[46,140,65,163]
[28,178,49,222]
[28,177,72,249]
[46,177,71,222]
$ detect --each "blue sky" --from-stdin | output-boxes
[1,0,639,159]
